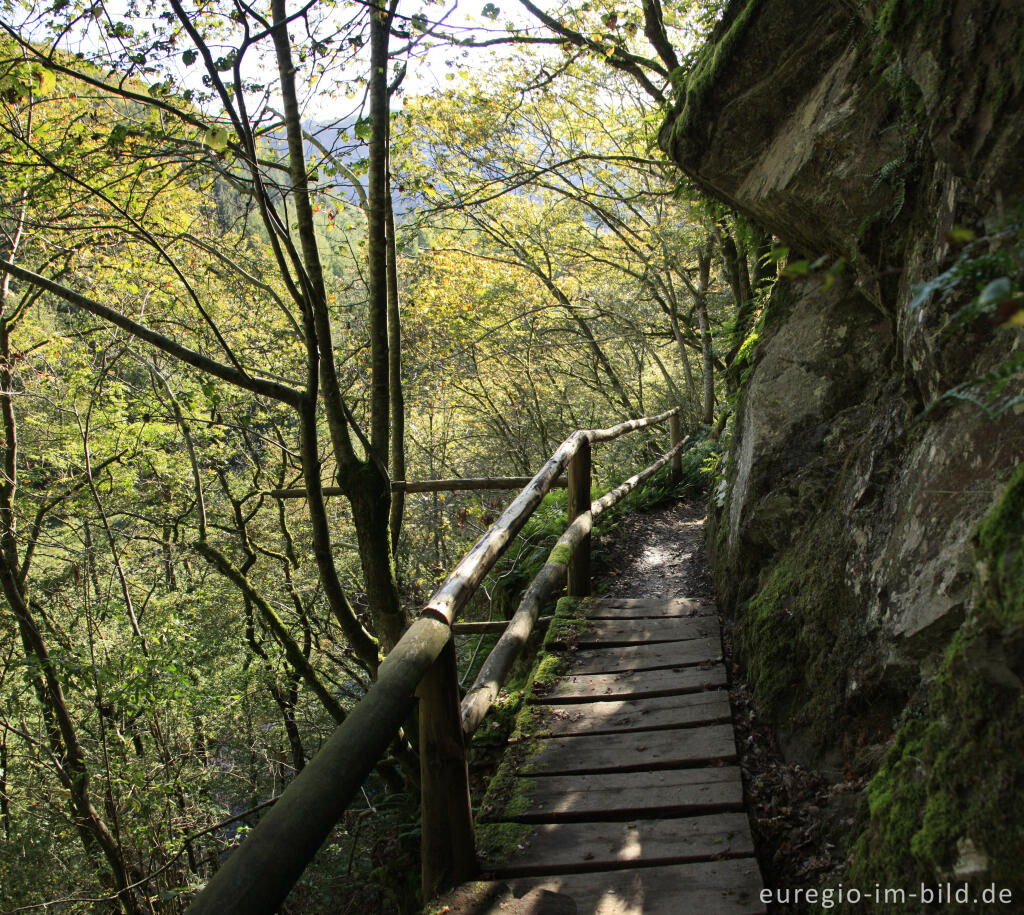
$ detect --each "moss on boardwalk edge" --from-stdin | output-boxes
[474,596,594,865]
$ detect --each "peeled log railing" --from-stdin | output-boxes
[186,408,685,915]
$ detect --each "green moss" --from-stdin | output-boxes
[547,543,572,566]
[845,476,1024,909]
[475,820,534,863]
[544,615,591,647]
[669,0,762,145]
[469,690,524,753]
[477,728,541,823]
[974,463,1024,626]
[523,653,567,702]
[475,699,545,866]
[472,590,589,863]
[871,0,951,52]
[534,595,590,656]
[736,513,873,750]
[553,596,580,617]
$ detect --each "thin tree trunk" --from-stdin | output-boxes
[386,177,405,556]
[694,247,715,425]
[367,1,391,463]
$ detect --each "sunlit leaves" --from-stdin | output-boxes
[0,61,56,100]
[203,125,229,150]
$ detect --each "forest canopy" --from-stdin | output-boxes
[0,0,769,910]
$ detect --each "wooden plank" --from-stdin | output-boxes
[442,858,766,914]
[533,691,731,735]
[482,813,755,875]
[491,767,744,821]
[520,724,737,775]
[584,597,716,618]
[538,665,726,703]
[565,617,718,648]
[563,639,723,676]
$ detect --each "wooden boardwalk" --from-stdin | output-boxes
[443,596,765,914]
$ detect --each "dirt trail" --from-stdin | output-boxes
[597,499,713,601]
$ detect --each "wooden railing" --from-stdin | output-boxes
[186,408,686,915]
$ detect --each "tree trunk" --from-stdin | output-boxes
[694,247,715,426]
[367,1,391,463]
[386,176,406,557]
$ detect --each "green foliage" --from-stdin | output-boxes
[910,205,1024,419]
[0,11,740,912]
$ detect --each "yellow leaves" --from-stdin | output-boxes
[34,66,56,96]
[0,62,56,101]
[1000,307,1024,328]
[203,126,229,151]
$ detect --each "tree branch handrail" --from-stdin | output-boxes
[268,476,569,498]
[185,407,683,915]
[459,434,690,736]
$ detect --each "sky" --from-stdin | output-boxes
[13,0,554,118]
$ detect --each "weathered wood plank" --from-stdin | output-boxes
[561,617,718,648]
[584,596,716,618]
[519,723,737,775]
[533,690,731,735]
[489,767,744,822]
[482,813,755,875]
[563,639,723,676]
[537,664,726,703]
[442,858,766,914]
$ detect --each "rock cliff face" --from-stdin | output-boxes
[660,0,1024,900]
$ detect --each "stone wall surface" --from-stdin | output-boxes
[660,0,1024,901]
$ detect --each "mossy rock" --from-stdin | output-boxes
[667,0,763,149]
[974,463,1024,627]
[846,467,1024,909]
[735,511,888,754]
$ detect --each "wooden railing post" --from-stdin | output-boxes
[669,410,682,482]
[566,437,592,596]
[418,635,476,901]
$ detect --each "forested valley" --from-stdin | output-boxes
[0,1,756,910]
[4,0,1024,911]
